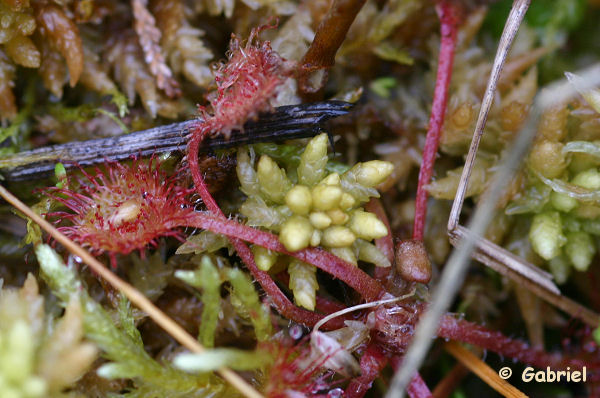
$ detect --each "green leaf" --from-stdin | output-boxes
[175,256,222,348]
[36,245,224,396]
[227,268,272,341]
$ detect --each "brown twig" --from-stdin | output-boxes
[299,0,367,94]
[444,341,527,398]
[0,184,264,398]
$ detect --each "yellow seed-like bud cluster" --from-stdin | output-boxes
[238,133,395,309]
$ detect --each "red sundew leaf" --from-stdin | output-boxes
[44,158,194,260]
[194,23,295,139]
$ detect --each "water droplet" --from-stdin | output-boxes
[327,388,344,398]
[289,324,304,340]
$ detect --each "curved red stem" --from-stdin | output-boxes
[178,211,385,301]
[188,128,348,329]
[345,342,388,398]
[407,373,434,398]
[389,357,433,398]
[412,1,460,241]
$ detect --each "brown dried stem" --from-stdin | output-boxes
[299,0,367,93]
[0,184,263,398]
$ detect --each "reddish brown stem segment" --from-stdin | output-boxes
[407,373,434,398]
[438,315,599,378]
[299,0,366,93]
[390,356,433,398]
[179,210,385,302]
[412,1,460,241]
[345,343,388,398]
[301,0,366,71]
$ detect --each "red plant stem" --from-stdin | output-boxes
[366,198,394,281]
[390,356,433,398]
[407,373,434,398]
[177,210,385,301]
[412,1,460,241]
[345,343,388,398]
[315,295,347,314]
[438,315,599,377]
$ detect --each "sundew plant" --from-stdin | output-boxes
[1,0,600,397]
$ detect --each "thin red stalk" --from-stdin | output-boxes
[188,130,345,329]
[407,373,434,398]
[390,356,433,398]
[412,1,460,241]
[365,198,394,281]
[438,315,600,377]
[315,295,347,314]
[345,343,388,398]
[178,211,385,301]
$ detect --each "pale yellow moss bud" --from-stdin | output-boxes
[565,231,596,271]
[288,259,318,311]
[550,191,578,213]
[285,185,312,215]
[322,226,356,247]
[529,212,566,260]
[310,229,322,247]
[298,133,328,187]
[309,212,332,229]
[548,256,571,285]
[355,239,391,268]
[339,192,356,210]
[354,160,394,187]
[251,245,278,271]
[327,209,349,225]
[279,215,314,251]
[257,155,291,203]
[528,140,566,179]
[572,168,600,190]
[348,210,388,240]
[311,184,343,211]
[450,101,474,129]
[329,247,357,266]
[320,172,340,186]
